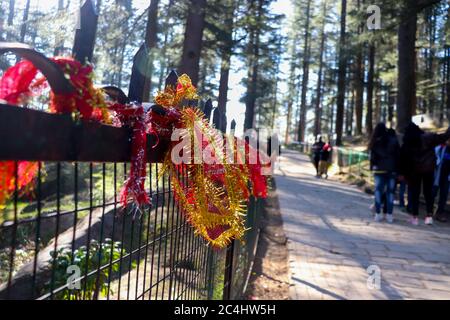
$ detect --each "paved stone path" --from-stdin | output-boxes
[275,149,450,300]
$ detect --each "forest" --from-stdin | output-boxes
[0,0,449,146]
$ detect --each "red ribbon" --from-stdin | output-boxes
[110,103,150,208]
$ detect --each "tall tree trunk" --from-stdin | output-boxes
[19,0,31,43]
[8,0,15,26]
[7,0,15,41]
[446,47,450,120]
[314,0,328,138]
[425,6,437,117]
[54,0,65,56]
[217,0,236,133]
[297,0,312,142]
[128,0,159,102]
[244,0,262,131]
[397,1,418,133]
[375,80,381,124]
[179,0,207,86]
[158,0,174,90]
[354,0,364,135]
[271,42,282,130]
[347,89,355,135]
[335,0,347,146]
[366,43,375,135]
[0,6,5,42]
[285,34,299,145]
[142,0,159,101]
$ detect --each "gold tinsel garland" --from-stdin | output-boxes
[153,75,261,249]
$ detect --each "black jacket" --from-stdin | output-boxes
[312,142,325,159]
[370,135,400,173]
[400,129,450,176]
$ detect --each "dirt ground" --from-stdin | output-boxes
[244,180,290,300]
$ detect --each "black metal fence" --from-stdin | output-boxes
[0,0,263,301]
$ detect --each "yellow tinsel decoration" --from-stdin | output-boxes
[155,74,251,249]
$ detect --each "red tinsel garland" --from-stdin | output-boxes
[110,103,150,208]
[0,58,148,209]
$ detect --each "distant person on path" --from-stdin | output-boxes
[319,142,332,179]
[369,123,400,223]
[312,137,325,177]
[432,139,450,223]
[399,122,450,226]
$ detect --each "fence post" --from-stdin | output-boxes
[128,44,151,103]
[349,149,353,174]
[213,106,226,133]
[203,99,214,121]
[223,118,237,300]
[72,0,98,64]
[358,152,362,176]
[165,69,179,88]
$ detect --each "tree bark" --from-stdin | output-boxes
[217,0,236,133]
[335,0,347,146]
[19,0,31,43]
[0,6,4,42]
[366,43,375,135]
[297,0,312,143]
[128,0,160,102]
[314,0,327,138]
[179,0,207,86]
[375,80,381,124]
[8,0,15,27]
[142,0,160,101]
[244,0,262,131]
[54,0,65,56]
[446,47,450,120]
[347,89,355,135]
[354,0,364,135]
[396,0,417,133]
[285,32,299,145]
[158,0,174,90]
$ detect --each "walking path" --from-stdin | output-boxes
[275,149,450,300]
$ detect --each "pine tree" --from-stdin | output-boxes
[335,0,347,146]
[179,0,207,86]
[297,0,312,143]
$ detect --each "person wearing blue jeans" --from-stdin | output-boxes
[369,124,400,223]
[375,173,397,217]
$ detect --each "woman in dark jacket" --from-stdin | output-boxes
[399,122,450,226]
[369,123,400,223]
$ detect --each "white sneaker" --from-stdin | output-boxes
[410,217,419,226]
[386,215,394,224]
[425,217,433,225]
[374,214,383,222]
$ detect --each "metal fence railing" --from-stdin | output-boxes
[0,161,216,300]
[0,106,263,301]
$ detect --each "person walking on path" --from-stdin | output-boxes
[312,137,325,177]
[399,122,450,226]
[432,139,450,223]
[369,124,400,223]
[319,142,332,179]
